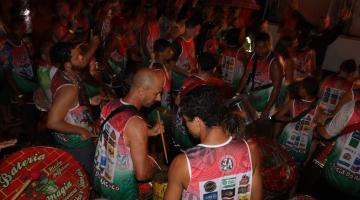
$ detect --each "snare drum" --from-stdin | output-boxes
[0,146,89,200]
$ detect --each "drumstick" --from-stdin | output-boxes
[11,171,41,200]
[156,111,168,164]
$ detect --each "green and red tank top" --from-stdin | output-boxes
[94,99,140,200]
[141,20,160,59]
[176,36,197,72]
[278,99,317,164]
[50,71,93,149]
[150,62,172,110]
[182,137,253,200]
[324,101,360,197]
[173,75,205,150]
[245,53,276,111]
[3,39,33,80]
[107,37,128,76]
[220,46,245,92]
[319,75,353,115]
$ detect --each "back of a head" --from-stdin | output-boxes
[197,52,217,72]
[50,42,75,69]
[180,85,225,127]
[131,68,159,90]
[340,59,356,73]
[255,32,271,44]
[274,36,296,58]
[153,39,172,53]
[225,28,242,46]
[301,76,319,97]
[185,16,201,30]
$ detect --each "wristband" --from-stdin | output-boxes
[69,29,75,34]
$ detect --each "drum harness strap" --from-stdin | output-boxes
[247,52,275,92]
[98,104,139,136]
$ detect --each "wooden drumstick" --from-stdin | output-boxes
[157,111,168,164]
[11,171,41,200]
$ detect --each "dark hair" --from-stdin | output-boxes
[50,42,75,69]
[300,76,319,97]
[339,59,356,73]
[153,39,172,53]
[180,85,225,127]
[225,28,243,46]
[197,52,217,71]
[222,111,246,139]
[185,16,201,29]
[255,32,271,44]
[274,36,296,59]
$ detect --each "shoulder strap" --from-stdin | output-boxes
[340,122,360,136]
[291,100,318,122]
[247,54,258,91]
[99,104,138,132]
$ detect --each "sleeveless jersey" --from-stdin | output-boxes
[182,137,253,200]
[279,99,317,164]
[50,71,93,149]
[173,76,205,150]
[246,53,276,112]
[150,62,172,110]
[220,46,245,92]
[94,99,140,200]
[3,39,33,80]
[141,20,160,61]
[106,38,128,87]
[176,36,197,72]
[37,60,57,100]
[319,75,353,115]
[293,50,312,80]
[324,101,360,197]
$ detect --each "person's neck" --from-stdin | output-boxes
[302,96,316,102]
[197,71,212,79]
[200,126,230,146]
[181,32,193,41]
[155,56,166,65]
[122,92,142,110]
[337,71,348,79]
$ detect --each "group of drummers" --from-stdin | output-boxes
[0,0,359,199]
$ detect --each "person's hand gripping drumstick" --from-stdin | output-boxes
[156,111,168,164]
[11,171,41,200]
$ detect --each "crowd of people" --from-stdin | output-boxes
[0,0,359,199]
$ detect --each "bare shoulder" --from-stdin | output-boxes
[168,153,188,185]
[125,116,147,137]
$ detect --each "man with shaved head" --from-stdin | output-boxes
[94,68,164,199]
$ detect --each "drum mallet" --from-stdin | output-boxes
[157,111,168,164]
[11,171,41,200]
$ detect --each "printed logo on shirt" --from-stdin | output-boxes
[203,192,217,200]
[204,181,217,192]
[220,155,235,171]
